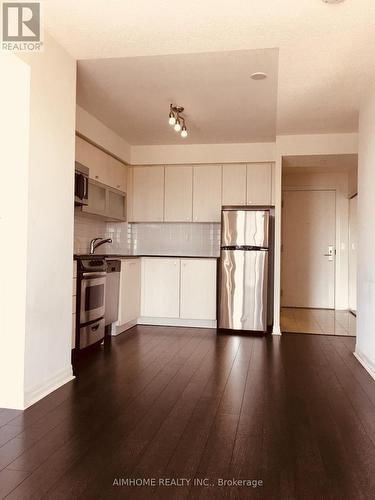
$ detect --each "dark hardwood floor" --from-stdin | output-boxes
[1,326,375,499]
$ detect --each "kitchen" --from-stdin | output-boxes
[3,1,375,497]
[73,132,275,353]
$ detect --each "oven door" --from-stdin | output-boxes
[80,272,106,324]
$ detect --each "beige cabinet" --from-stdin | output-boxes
[180,259,217,320]
[246,163,272,205]
[83,180,107,216]
[82,179,126,221]
[193,165,222,222]
[132,166,164,222]
[141,258,180,318]
[117,259,141,331]
[75,136,126,191]
[164,166,193,222]
[107,188,127,221]
[222,164,247,205]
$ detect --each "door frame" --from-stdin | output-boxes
[348,193,358,315]
[281,187,338,310]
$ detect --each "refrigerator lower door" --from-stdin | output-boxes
[219,249,268,332]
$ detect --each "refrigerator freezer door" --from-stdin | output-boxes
[219,249,268,331]
[221,210,269,248]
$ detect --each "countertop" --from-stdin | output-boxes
[74,254,219,260]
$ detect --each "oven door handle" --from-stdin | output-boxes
[81,272,106,279]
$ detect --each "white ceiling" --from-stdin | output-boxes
[77,49,278,145]
[45,0,375,143]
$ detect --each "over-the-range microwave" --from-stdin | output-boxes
[75,162,89,206]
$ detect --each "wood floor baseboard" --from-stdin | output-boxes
[24,365,75,409]
[354,350,375,381]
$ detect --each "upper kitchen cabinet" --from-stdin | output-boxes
[132,166,164,222]
[164,166,193,222]
[82,180,126,221]
[246,163,272,206]
[193,165,222,222]
[222,164,247,206]
[75,136,126,192]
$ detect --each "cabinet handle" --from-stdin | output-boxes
[95,175,99,179]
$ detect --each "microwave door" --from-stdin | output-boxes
[83,176,88,202]
[76,174,85,200]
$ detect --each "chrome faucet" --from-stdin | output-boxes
[89,237,112,255]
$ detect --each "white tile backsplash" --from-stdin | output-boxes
[74,210,129,255]
[129,223,221,257]
[74,211,220,257]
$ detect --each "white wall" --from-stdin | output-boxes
[76,106,131,164]
[0,55,30,409]
[17,33,77,408]
[282,171,350,310]
[131,142,276,165]
[355,89,375,378]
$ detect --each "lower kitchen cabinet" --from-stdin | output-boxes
[180,259,217,320]
[116,259,141,333]
[141,258,180,318]
[140,257,217,327]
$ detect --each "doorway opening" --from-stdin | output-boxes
[280,154,358,336]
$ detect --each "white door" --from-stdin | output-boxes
[281,190,336,309]
[118,259,141,326]
[180,259,217,320]
[247,163,272,205]
[164,166,193,222]
[141,258,180,318]
[132,166,164,222]
[222,164,247,205]
[349,196,357,313]
[193,165,222,222]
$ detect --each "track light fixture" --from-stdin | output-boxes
[168,104,188,138]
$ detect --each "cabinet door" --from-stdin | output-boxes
[108,162,127,191]
[76,136,111,186]
[193,165,222,222]
[164,166,193,222]
[180,259,217,320]
[222,164,247,206]
[82,179,107,216]
[141,258,180,318]
[107,189,126,221]
[118,259,141,325]
[132,166,164,222]
[246,163,272,205]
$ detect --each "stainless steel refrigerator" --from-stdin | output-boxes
[218,207,274,333]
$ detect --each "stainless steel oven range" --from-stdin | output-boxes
[76,257,107,349]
